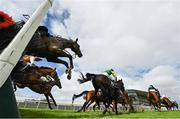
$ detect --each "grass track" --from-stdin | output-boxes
[19,108,180,118]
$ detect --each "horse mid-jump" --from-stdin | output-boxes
[13,67,62,109]
[1,21,83,79]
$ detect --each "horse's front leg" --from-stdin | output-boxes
[49,93,57,106]
[114,100,118,115]
[45,94,52,109]
[56,51,74,69]
[57,52,74,79]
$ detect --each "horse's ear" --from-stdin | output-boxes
[75,38,78,42]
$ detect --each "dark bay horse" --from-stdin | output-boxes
[26,36,83,79]
[13,67,62,109]
[78,73,125,115]
[161,97,174,110]
[0,21,83,79]
[147,91,161,111]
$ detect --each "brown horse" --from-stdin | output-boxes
[13,66,62,109]
[147,91,161,111]
[161,97,173,110]
[72,90,107,112]
[112,91,134,113]
[78,73,125,115]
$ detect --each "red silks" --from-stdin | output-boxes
[0,11,14,29]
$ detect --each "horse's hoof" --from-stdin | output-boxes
[67,75,71,80]
[65,69,68,74]
[77,110,81,112]
[102,109,107,115]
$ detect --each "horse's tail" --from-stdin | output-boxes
[176,102,179,109]
[77,78,89,84]
[77,72,95,84]
[72,90,88,104]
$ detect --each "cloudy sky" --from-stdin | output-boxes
[1,0,180,104]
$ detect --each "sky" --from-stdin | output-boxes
[0,0,180,104]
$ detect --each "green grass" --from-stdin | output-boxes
[19,108,180,118]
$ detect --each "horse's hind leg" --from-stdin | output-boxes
[102,102,108,115]
[78,101,88,112]
[49,93,57,106]
[86,100,94,110]
[45,94,52,109]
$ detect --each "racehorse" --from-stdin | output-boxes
[78,73,125,115]
[72,90,107,112]
[147,91,161,111]
[13,66,62,109]
[112,91,134,113]
[0,21,83,79]
[161,97,174,110]
[26,35,83,79]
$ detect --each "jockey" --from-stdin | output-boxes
[103,68,118,82]
[148,85,160,96]
[37,26,51,37]
[40,75,54,82]
[22,55,42,66]
[161,94,166,98]
[103,68,120,87]
[22,55,53,82]
[148,85,158,92]
[0,11,14,29]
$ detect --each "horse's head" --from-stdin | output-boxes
[50,68,62,89]
[116,79,125,93]
[71,38,83,58]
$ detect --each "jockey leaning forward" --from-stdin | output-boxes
[103,68,122,87]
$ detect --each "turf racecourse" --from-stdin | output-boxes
[19,108,180,118]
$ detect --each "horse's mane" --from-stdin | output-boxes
[39,66,53,70]
[54,36,73,43]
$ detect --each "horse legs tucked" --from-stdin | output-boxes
[49,93,57,106]
[47,58,69,69]
[46,58,71,79]
[45,94,52,109]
